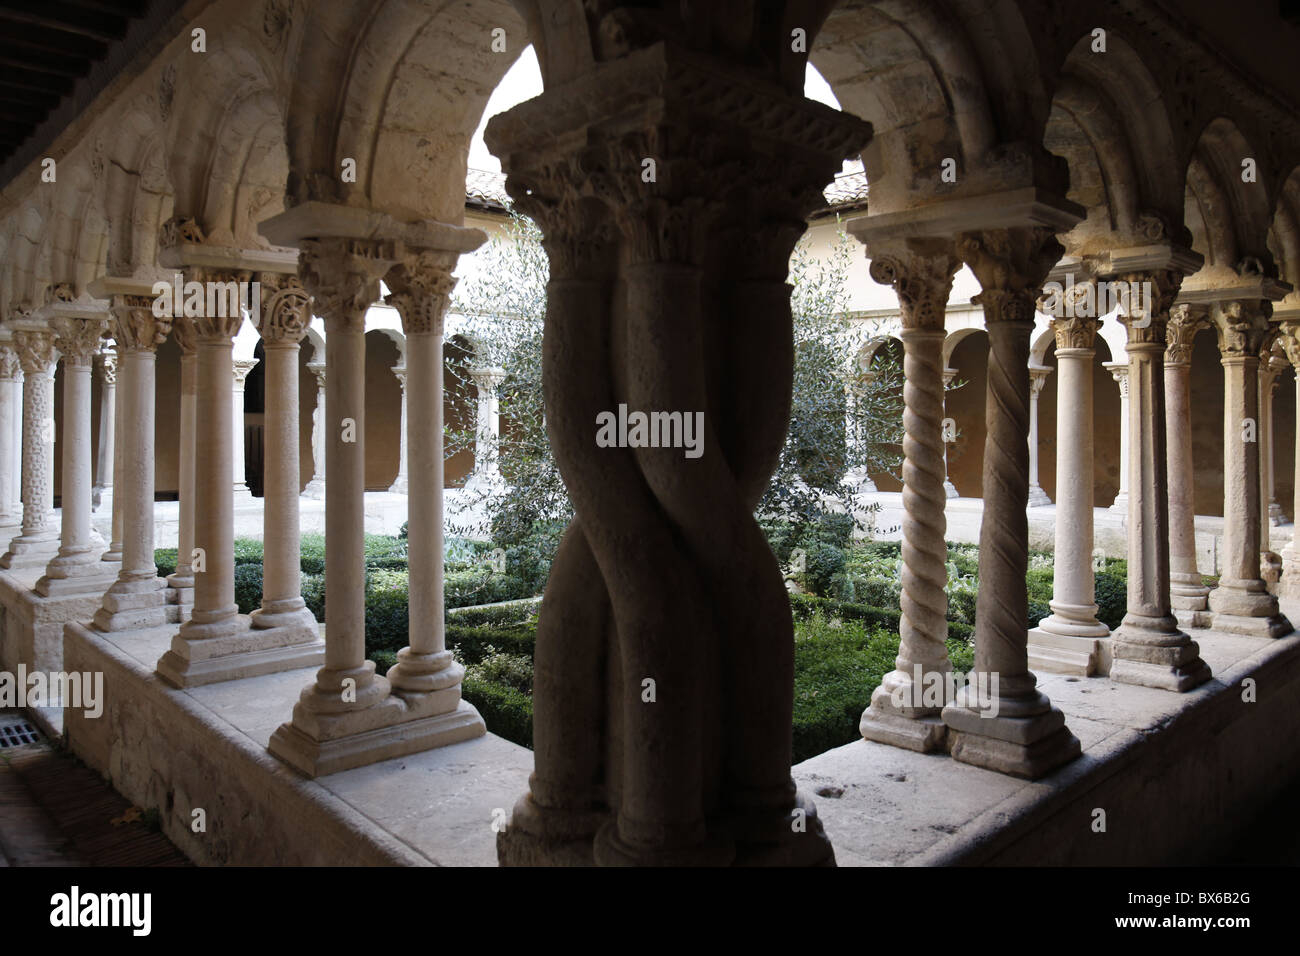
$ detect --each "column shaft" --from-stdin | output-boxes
[0,346,19,528]
[1165,354,1211,621]
[2,331,59,570]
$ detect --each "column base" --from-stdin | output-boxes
[91,576,168,631]
[1173,607,1215,630]
[859,684,947,753]
[250,603,318,633]
[1278,562,1300,601]
[387,476,408,494]
[0,531,61,570]
[1204,612,1292,639]
[1027,483,1051,507]
[301,478,325,500]
[100,546,123,564]
[35,560,121,598]
[942,691,1080,780]
[723,791,838,867]
[156,613,326,688]
[497,794,608,867]
[1208,581,1283,619]
[1110,615,1211,691]
[1027,624,1110,677]
[268,696,485,778]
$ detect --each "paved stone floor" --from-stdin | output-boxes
[0,712,189,867]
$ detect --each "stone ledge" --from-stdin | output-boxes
[63,621,531,866]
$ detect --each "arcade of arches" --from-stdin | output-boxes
[3,0,1300,866]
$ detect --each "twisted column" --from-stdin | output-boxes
[1105,362,1131,514]
[93,349,116,504]
[1027,365,1053,507]
[388,365,408,494]
[303,363,326,498]
[1,330,60,570]
[383,251,483,741]
[1109,272,1211,690]
[168,317,197,607]
[490,40,869,865]
[0,343,21,531]
[940,227,1080,780]
[1028,311,1110,674]
[1205,300,1291,637]
[92,296,171,631]
[856,242,957,752]
[37,315,117,596]
[1165,305,1212,626]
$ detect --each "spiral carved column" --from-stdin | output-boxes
[2,330,60,570]
[855,242,958,752]
[489,37,870,865]
[1205,300,1291,638]
[1109,272,1212,690]
[1165,305,1213,626]
[940,227,1080,780]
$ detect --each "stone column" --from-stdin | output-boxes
[303,362,326,498]
[37,315,118,595]
[1165,305,1213,627]
[101,343,124,564]
[940,226,1081,780]
[842,368,878,495]
[1206,300,1291,637]
[249,274,322,646]
[855,241,959,753]
[1028,312,1110,674]
[158,271,324,688]
[1,330,61,570]
[1104,362,1130,514]
[1109,272,1211,689]
[1279,320,1300,598]
[1258,350,1286,551]
[388,365,409,494]
[487,35,869,866]
[261,229,482,778]
[941,366,959,498]
[167,318,197,608]
[92,296,171,631]
[232,357,257,500]
[0,343,21,531]
[1027,364,1052,506]
[383,251,483,738]
[464,366,506,493]
[92,349,116,506]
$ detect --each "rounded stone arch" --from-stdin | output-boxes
[1045,32,1183,255]
[1030,326,1057,367]
[285,0,528,223]
[164,40,289,245]
[302,324,326,365]
[10,196,53,311]
[813,0,1057,214]
[854,333,900,375]
[1184,117,1278,281]
[101,98,172,279]
[45,159,106,295]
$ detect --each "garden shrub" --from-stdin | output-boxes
[1094,569,1128,629]
[154,548,178,578]
[233,537,264,566]
[299,533,326,575]
[446,600,540,629]
[364,569,410,654]
[301,573,325,622]
[233,563,263,614]
[446,624,536,663]
[800,541,846,596]
[462,676,532,748]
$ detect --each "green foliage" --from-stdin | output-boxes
[154,548,178,578]
[462,676,532,749]
[301,573,325,622]
[233,537,263,566]
[446,600,540,629]
[446,624,537,663]
[364,569,411,655]
[233,563,263,614]
[299,533,326,575]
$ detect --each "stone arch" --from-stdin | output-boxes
[1184,117,1277,283]
[284,0,527,222]
[10,197,52,311]
[101,98,171,278]
[813,0,1057,215]
[1046,32,1184,255]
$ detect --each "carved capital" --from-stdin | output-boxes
[958,227,1064,324]
[256,272,313,345]
[392,366,407,390]
[1279,320,1300,369]
[1165,303,1209,365]
[232,358,259,388]
[384,250,457,336]
[171,315,197,355]
[1028,365,1052,398]
[50,316,107,367]
[865,242,960,331]
[13,330,58,374]
[0,345,21,381]
[308,362,326,390]
[109,295,171,352]
[1114,270,1181,348]
[184,267,251,340]
[299,237,393,334]
[1049,315,1100,351]
[1212,300,1273,359]
[469,366,506,392]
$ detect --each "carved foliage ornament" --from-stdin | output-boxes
[0,346,20,380]
[299,237,392,333]
[1116,270,1181,347]
[51,316,107,367]
[1049,315,1100,351]
[1166,304,1209,365]
[384,251,457,336]
[958,227,1064,324]
[867,249,960,332]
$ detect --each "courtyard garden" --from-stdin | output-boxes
[153,515,1135,764]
